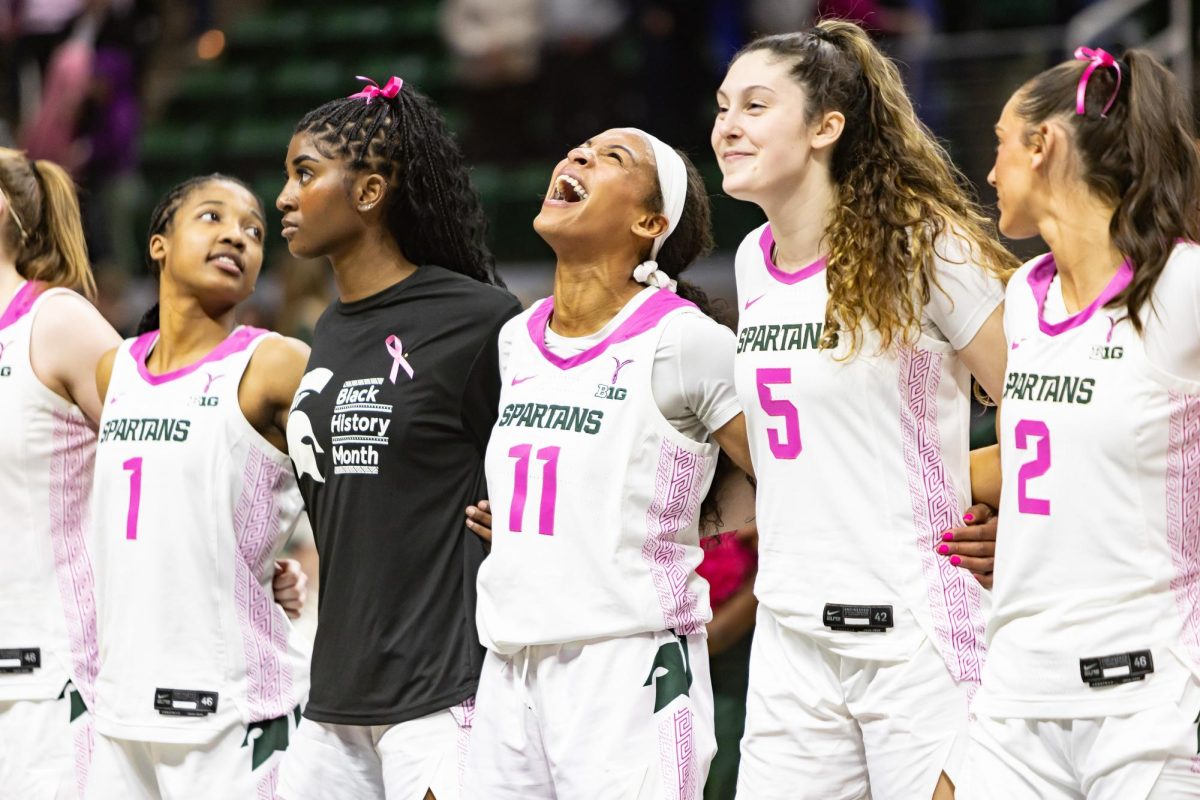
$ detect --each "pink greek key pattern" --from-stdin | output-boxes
[233,447,295,722]
[48,411,99,708]
[73,713,94,799]
[1166,391,1200,773]
[656,705,697,800]
[450,696,476,787]
[257,762,280,800]
[643,441,712,635]
[898,348,986,686]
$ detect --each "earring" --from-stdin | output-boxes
[359,202,376,211]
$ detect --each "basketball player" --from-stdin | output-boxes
[462,127,754,800]
[86,175,312,799]
[712,21,1017,799]
[957,47,1200,799]
[0,150,119,799]
[275,77,521,800]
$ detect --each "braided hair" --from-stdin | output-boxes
[294,83,501,286]
[135,173,262,335]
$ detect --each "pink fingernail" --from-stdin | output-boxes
[938,545,950,555]
[950,555,961,566]
[963,513,974,522]
[943,532,954,541]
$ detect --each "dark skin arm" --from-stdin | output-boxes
[237,335,311,452]
[707,579,758,656]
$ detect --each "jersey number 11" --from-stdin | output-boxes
[508,444,561,536]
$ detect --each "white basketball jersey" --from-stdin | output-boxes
[91,326,309,744]
[734,223,991,680]
[476,290,719,654]
[0,281,98,704]
[976,246,1200,719]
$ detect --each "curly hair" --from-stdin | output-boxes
[294,84,501,286]
[737,21,1017,356]
[0,148,93,299]
[1016,49,1200,332]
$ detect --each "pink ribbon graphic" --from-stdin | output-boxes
[349,75,403,104]
[1074,47,1121,118]
[386,335,413,383]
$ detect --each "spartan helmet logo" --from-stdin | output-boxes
[287,368,333,484]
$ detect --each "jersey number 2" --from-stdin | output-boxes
[508,444,560,535]
[756,368,802,459]
[122,456,143,540]
[1014,419,1051,516]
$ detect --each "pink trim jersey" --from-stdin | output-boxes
[734,223,1001,674]
[476,290,721,654]
[976,243,1200,719]
[0,282,98,706]
[91,327,309,744]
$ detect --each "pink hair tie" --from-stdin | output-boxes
[348,75,403,103]
[1074,47,1121,118]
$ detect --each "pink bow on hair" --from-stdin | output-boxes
[348,75,403,103]
[1073,47,1121,118]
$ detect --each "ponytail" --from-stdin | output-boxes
[734,21,1017,356]
[1017,49,1200,331]
[135,302,160,336]
[0,150,95,299]
[294,84,502,286]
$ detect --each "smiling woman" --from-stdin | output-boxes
[462,127,754,800]
[85,174,313,799]
[711,20,1018,800]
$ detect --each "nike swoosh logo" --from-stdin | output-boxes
[511,375,535,386]
[744,293,766,310]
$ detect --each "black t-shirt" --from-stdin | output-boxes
[290,265,521,725]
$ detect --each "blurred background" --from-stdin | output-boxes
[3,4,1190,795]
[1,0,1193,341]
[2,0,1191,452]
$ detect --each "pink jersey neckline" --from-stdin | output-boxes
[759,225,827,285]
[1026,253,1133,337]
[129,325,267,385]
[0,280,44,330]
[526,288,696,371]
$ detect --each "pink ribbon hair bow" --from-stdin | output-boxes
[1074,47,1121,118]
[349,75,403,104]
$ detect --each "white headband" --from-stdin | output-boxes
[627,128,687,293]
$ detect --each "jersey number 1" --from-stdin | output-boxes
[122,456,143,540]
[508,444,560,535]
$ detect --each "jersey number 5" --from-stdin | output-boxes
[508,444,560,536]
[756,368,802,459]
[1014,419,1051,516]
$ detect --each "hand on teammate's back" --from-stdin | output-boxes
[937,504,996,589]
[465,500,493,543]
[273,559,308,619]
